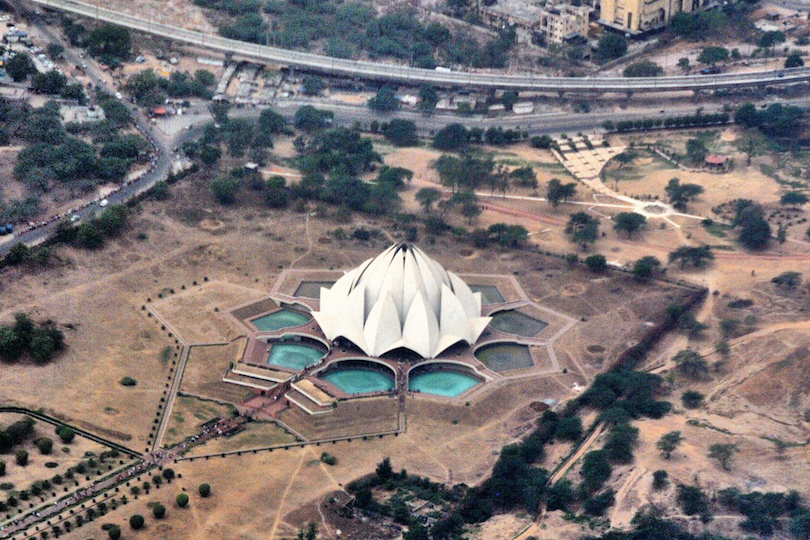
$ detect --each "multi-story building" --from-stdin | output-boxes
[480,0,592,45]
[599,0,718,33]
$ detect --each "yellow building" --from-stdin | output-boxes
[599,0,712,33]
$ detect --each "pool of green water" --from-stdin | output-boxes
[409,370,480,397]
[252,309,311,332]
[267,343,324,370]
[322,368,395,394]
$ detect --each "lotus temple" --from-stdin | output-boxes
[222,243,577,416]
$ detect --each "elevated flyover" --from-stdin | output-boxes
[26,0,810,92]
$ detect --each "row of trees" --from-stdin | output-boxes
[603,112,730,133]
[125,69,217,107]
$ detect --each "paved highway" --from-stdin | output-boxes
[26,0,810,92]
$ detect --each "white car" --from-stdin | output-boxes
[99,199,109,207]
[70,214,80,222]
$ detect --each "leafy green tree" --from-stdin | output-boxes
[555,416,583,441]
[416,187,441,214]
[674,349,708,380]
[708,443,738,470]
[656,431,684,459]
[595,33,627,62]
[76,222,105,250]
[604,424,639,464]
[302,76,325,96]
[488,223,528,248]
[614,212,646,238]
[153,502,166,518]
[35,437,53,455]
[368,86,400,112]
[734,200,771,249]
[211,177,241,205]
[665,178,703,210]
[584,489,615,516]
[433,123,468,150]
[32,70,67,95]
[547,179,576,208]
[97,204,128,237]
[585,254,607,273]
[623,61,663,77]
[108,524,122,539]
[294,105,333,131]
[176,493,189,507]
[652,470,668,490]
[759,30,785,48]
[297,523,318,540]
[418,84,439,111]
[199,145,222,167]
[685,138,708,164]
[785,52,804,68]
[530,135,552,149]
[698,46,729,65]
[546,479,576,511]
[566,212,600,248]
[129,514,145,529]
[375,457,393,481]
[15,449,28,466]
[85,25,132,64]
[668,245,713,268]
[382,119,418,146]
[581,450,612,492]
[56,426,75,444]
[781,192,808,206]
[734,102,759,128]
[199,483,211,497]
[5,53,36,82]
[677,484,710,516]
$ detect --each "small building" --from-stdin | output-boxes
[481,0,591,45]
[513,101,534,115]
[704,154,728,171]
[152,106,169,117]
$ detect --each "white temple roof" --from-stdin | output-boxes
[312,243,491,358]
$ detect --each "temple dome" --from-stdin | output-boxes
[312,243,491,358]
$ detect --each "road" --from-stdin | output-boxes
[25,0,810,92]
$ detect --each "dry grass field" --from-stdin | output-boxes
[4,129,810,538]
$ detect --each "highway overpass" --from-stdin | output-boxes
[25,0,810,92]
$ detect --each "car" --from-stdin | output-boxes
[70,214,80,222]
[778,72,785,78]
[99,199,109,207]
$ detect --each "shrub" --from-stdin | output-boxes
[56,426,75,444]
[35,438,53,455]
[320,452,337,466]
[584,254,607,272]
[107,524,121,539]
[176,493,189,507]
[199,483,211,497]
[583,489,615,516]
[153,502,166,518]
[652,470,668,490]
[120,376,137,387]
[15,450,28,466]
[681,390,704,409]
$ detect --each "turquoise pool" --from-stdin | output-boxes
[469,284,505,305]
[475,343,534,372]
[322,368,395,394]
[409,370,480,397]
[489,310,547,337]
[267,343,324,371]
[252,309,311,332]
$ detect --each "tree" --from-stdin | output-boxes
[668,245,713,269]
[759,30,785,48]
[677,484,710,516]
[56,426,75,444]
[665,178,703,210]
[581,450,612,492]
[682,390,704,409]
[632,256,661,282]
[15,449,28,466]
[530,135,552,149]
[786,52,804,68]
[368,86,400,112]
[781,192,808,206]
[596,33,627,62]
[546,479,576,511]
[76,222,105,250]
[623,61,663,77]
[604,424,639,464]
[674,349,708,379]
[433,124,468,150]
[418,84,439,111]
[107,525,122,539]
[772,271,802,288]
[32,70,67,95]
[652,470,669,490]
[734,103,760,128]
[656,431,684,459]
[294,105,333,131]
[698,46,729,65]
[677,57,690,72]
[735,201,771,250]
[199,483,211,497]
[302,76,325,96]
[382,119,418,147]
[708,443,739,471]
[614,212,646,238]
[547,179,576,208]
[85,24,132,64]
[585,254,607,272]
[153,502,166,518]
[376,457,393,481]
[176,493,189,507]
[211,177,241,205]
[555,416,583,441]
[35,437,53,455]
[5,53,36,82]
[685,138,707,164]
[129,514,145,529]
[566,212,600,248]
